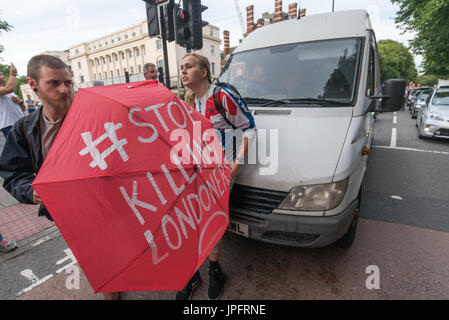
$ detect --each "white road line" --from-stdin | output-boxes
[391,195,403,200]
[390,128,397,147]
[31,235,53,247]
[393,116,397,124]
[17,269,54,297]
[374,145,449,155]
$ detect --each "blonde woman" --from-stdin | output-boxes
[177,53,256,300]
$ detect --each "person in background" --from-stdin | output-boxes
[0,233,17,253]
[143,63,158,81]
[179,53,256,300]
[25,94,37,114]
[0,65,25,138]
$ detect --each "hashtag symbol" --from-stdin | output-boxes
[79,122,129,170]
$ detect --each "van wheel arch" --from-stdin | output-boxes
[334,187,362,249]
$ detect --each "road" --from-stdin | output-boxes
[1,109,448,300]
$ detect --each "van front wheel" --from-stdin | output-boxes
[335,204,360,249]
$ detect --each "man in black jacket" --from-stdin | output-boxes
[0,54,120,300]
[0,55,74,221]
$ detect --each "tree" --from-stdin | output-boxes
[0,18,13,55]
[377,39,417,83]
[392,0,449,77]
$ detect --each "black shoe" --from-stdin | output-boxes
[208,265,224,300]
[176,271,202,300]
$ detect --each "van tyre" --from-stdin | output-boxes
[335,190,361,249]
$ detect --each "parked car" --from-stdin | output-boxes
[411,88,433,118]
[417,88,449,139]
[219,10,406,249]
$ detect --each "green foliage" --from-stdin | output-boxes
[0,18,13,54]
[377,39,417,83]
[392,0,449,77]
[416,74,439,87]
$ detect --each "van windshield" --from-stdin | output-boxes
[219,38,363,106]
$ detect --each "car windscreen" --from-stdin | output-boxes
[219,37,363,106]
[432,90,449,105]
[418,90,432,101]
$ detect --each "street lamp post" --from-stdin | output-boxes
[332,0,335,12]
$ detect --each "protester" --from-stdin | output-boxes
[0,55,118,300]
[179,53,256,300]
[0,233,17,253]
[0,65,25,138]
[143,63,158,81]
[25,94,37,114]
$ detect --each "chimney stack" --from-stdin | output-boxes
[223,30,230,57]
[288,3,297,19]
[246,5,255,34]
[274,0,283,23]
[257,18,264,28]
[299,8,306,18]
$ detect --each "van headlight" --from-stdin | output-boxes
[277,179,348,211]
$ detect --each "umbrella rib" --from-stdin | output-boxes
[96,244,150,293]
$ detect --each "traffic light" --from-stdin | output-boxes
[163,0,175,42]
[182,0,208,50]
[143,0,171,37]
[174,5,191,48]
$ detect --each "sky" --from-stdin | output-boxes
[0,0,422,76]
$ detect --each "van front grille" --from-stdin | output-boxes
[230,184,288,214]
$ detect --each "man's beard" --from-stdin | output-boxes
[41,91,75,113]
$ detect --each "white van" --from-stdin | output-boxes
[219,10,405,248]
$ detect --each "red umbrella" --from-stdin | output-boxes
[32,80,231,293]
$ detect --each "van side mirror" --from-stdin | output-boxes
[380,79,407,112]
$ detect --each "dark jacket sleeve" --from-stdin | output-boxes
[0,120,35,204]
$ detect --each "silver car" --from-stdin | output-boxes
[417,88,449,139]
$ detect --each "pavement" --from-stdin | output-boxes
[1,110,449,300]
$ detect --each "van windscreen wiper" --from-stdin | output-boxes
[254,98,351,108]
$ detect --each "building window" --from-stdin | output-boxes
[105,72,107,79]
[138,65,142,73]
[112,39,115,44]
[99,73,102,80]
[78,62,81,69]
[75,49,79,54]
[105,42,108,46]
[211,62,215,76]
[91,61,94,67]
[209,29,213,36]
[117,69,120,76]
[99,43,102,48]
[111,71,114,78]
[125,34,128,39]
[108,56,112,63]
[211,45,215,55]
[118,37,121,41]
[156,39,162,50]
[80,75,84,83]
[129,50,132,58]
[115,54,118,62]
[102,57,106,64]
[88,47,91,51]
[130,66,134,74]
[123,68,127,74]
[136,48,140,57]
[97,60,100,66]
[122,52,125,60]
[93,46,96,49]
[157,60,164,73]
[132,32,136,37]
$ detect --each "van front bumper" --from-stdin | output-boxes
[228,199,359,248]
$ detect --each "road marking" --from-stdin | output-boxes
[390,128,397,147]
[391,195,403,200]
[17,269,54,297]
[31,235,53,247]
[393,116,397,124]
[374,145,449,155]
